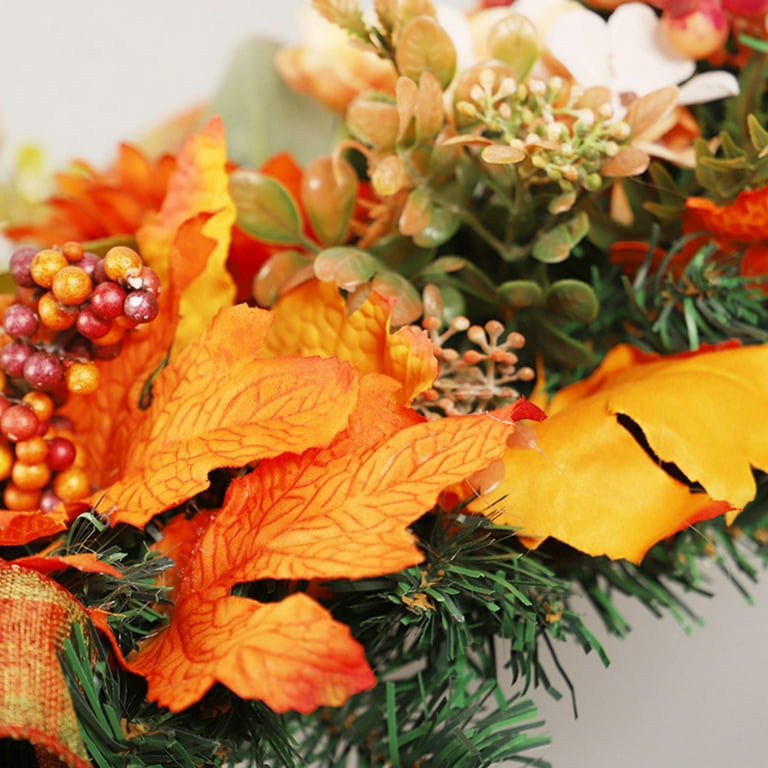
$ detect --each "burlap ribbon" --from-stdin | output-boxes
[0,563,92,768]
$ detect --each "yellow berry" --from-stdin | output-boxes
[89,323,125,347]
[3,482,41,510]
[61,241,85,262]
[103,246,143,281]
[37,291,77,330]
[21,391,54,422]
[14,436,49,464]
[12,460,51,491]
[30,249,68,288]
[52,265,92,306]
[53,466,90,501]
[0,442,14,481]
[65,361,101,395]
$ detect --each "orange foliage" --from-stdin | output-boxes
[128,379,528,713]
[471,342,768,563]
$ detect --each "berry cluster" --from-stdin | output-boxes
[0,242,162,511]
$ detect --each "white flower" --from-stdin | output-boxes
[543,2,739,114]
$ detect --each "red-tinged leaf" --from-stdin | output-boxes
[128,400,520,712]
[262,279,437,404]
[98,304,358,527]
[0,509,68,546]
[9,553,122,578]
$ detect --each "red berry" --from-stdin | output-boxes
[9,247,38,288]
[123,290,159,323]
[4,304,39,337]
[1,404,39,442]
[23,351,65,391]
[1,341,33,378]
[40,489,62,513]
[76,306,112,339]
[90,281,127,319]
[46,436,77,471]
[721,0,768,15]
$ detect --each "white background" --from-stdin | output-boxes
[2,2,768,766]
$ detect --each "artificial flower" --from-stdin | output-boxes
[471,342,768,563]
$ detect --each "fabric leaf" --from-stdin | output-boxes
[262,279,437,404]
[128,403,524,713]
[471,343,768,562]
[97,304,358,527]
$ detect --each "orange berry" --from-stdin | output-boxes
[0,370,6,391]
[89,322,125,347]
[53,466,90,501]
[3,482,41,510]
[65,361,100,394]
[12,460,51,490]
[61,241,85,262]
[30,249,68,288]
[37,291,78,330]
[103,246,143,281]
[22,391,54,422]
[14,436,49,464]
[0,442,13,480]
[51,265,92,306]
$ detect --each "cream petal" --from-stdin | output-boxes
[678,70,740,106]
[608,3,695,96]
[545,7,610,90]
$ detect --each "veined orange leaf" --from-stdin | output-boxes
[0,509,68,546]
[128,402,524,713]
[94,304,359,527]
[471,343,768,562]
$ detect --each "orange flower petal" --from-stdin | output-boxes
[137,116,236,352]
[263,279,437,404]
[101,304,358,527]
[686,186,768,242]
[472,343,768,562]
[127,401,522,712]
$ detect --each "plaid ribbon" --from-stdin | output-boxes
[0,563,92,768]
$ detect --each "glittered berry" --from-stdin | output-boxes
[0,442,13,481]
[103,246,143,281]
[1,341,33,378]
[15,436,49,464]
[76,306,112,339]
[1,404,39,442]
[65,361,100,395]
[46,436,77,471]
[52,265,92,306]
[123,290,159,323]
[53,466,90,501]
[39,489,62,513]
[90,281,127,319]
[22,391,54,422]
[30,248,68,288]
[3,483,41,511]
[9,247,38,288]
[61,241,85,262]
[661,0,729,59]
[37,292,78,331]
[126,266,161,296]
[23,351,64,391]
[3,304,39,338]
[12,460,51,491]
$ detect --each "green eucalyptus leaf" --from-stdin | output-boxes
[412,204,462,248]
[545,279,599,323]
[254,250,314,307]
[497,280,543,309]
[207,37,340,166]
[532,212,589,264]
[314,247,379,291]
[396,16,456,89]
[421,256,498,302]
[370,270,423,326]
[528,319,594,368]
[230,169,304,244]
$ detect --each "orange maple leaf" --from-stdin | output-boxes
[85,303,358,527]
[128,390,525,713]
[470,343,768,563]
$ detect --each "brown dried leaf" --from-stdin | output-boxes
[623,86,679,141]
[601,147,650,178]
[481,143,527,165]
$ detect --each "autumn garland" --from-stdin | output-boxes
[1,0,768,766]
